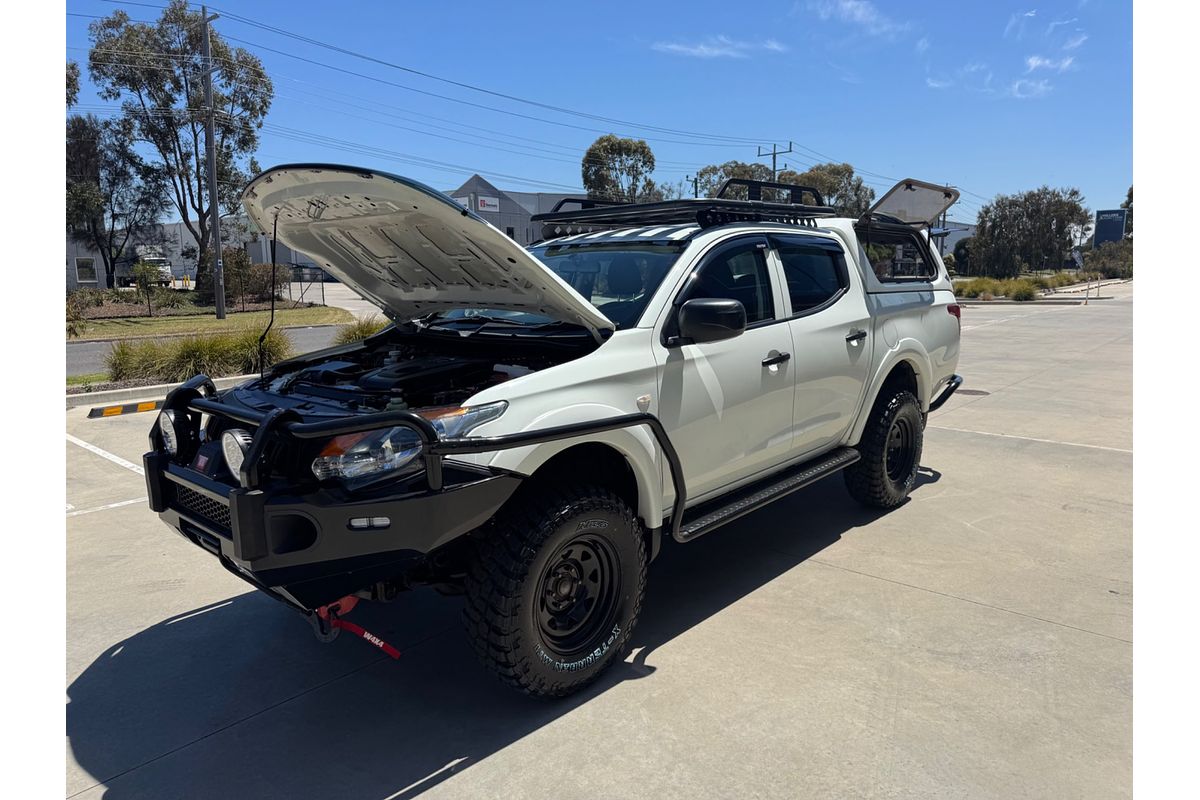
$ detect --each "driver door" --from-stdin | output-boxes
[653,236,796,504]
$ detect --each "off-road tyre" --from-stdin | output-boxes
[463,485,647,698]
[844,390,924,508]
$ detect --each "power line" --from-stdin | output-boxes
[78,4,991,203]
[206,4,771,146]
[94,2,769,148]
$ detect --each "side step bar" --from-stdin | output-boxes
[673,446,860,544]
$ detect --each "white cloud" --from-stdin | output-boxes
[915,37,930,55]
[1047,17,1078,34]
[1063,32,1088,49]
[1009,78,1052,98]
[652,36,788,59]
[926,76,953,89]
[806,0,910,37]
[1004,9,1039,38]
[1026,54,1076,72]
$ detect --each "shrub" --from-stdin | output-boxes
[72,287,108,308]
[955,277,1003,299]
[105,329,292,383]
[1084,240,1133,279]
[1007,282,1037,301]
[151,287,192,309]
[66,293,89,339]
[333,315,391,345]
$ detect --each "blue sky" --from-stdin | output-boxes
[66,0,1132,223]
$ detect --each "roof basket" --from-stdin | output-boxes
[715,178,825,206]
[532,185,836,240]
[545,196,630,214]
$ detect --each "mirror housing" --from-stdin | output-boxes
[670,298,747,346]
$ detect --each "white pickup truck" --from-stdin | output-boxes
[145,165,962,697]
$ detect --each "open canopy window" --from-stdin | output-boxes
[869,178,960,225]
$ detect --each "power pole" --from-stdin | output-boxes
[757,141,794,180]
[938,181,953,256]
[685,174,699,198]
[201,6,225,319]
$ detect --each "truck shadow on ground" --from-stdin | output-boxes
[67,474,934,799]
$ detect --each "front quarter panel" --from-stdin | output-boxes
[454,329,666,525]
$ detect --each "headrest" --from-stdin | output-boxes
[607,255,643,296]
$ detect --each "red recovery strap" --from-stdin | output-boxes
[330,618,402,660]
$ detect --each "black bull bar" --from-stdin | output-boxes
[147,375,689,561]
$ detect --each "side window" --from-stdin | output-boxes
[857,224,937,282]
[680,239,775,324]
[772,236,847,314]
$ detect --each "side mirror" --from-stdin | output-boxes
[672,298,747,346]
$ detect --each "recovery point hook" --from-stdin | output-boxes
[309,595,401,659]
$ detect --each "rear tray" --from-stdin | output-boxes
[674,447,860,543]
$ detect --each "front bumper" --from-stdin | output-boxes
[145,451,521,610]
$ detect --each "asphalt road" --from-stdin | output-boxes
[65,285,1132,799]
[66,325,341,377]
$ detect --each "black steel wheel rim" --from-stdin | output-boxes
[535,534,622,659]
[885,416,916,483]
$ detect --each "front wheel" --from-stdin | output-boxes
[844,390,924,508]
[463,486,646,697]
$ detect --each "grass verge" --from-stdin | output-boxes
[66,372,108,388]
[70,306,353,341]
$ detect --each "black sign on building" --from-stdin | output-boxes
[1093,209,1128,248]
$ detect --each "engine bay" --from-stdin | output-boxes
[232,326,593,416]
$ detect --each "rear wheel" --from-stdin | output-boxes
[845,390,924,508]
[463,486,646,697]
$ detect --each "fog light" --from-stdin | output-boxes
[221,429,254,477]
[158,411,179,455]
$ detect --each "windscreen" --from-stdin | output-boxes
[528,242,685,329]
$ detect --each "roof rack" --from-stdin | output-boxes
[545,196,630,214]
[532,180,836,240]
[714,178,825,206]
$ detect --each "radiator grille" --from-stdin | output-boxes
[174,484,232,533]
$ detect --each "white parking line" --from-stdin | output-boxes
[928,425,1132,454]
[66,497,149,517]
[66,433,144,475]
[960,307,1068,331]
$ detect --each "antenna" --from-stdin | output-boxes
[257,212,280,377]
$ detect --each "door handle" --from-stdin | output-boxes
[845,329,868,343]
[761,352,791,367]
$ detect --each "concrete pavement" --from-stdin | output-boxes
[65,284,1132,799]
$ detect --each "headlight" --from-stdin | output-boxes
[222,429,254,477]
[311,401,507,482]
[428,400,508,439]
[158,411,179,455]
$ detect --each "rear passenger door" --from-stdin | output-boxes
[770,234,873,457]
